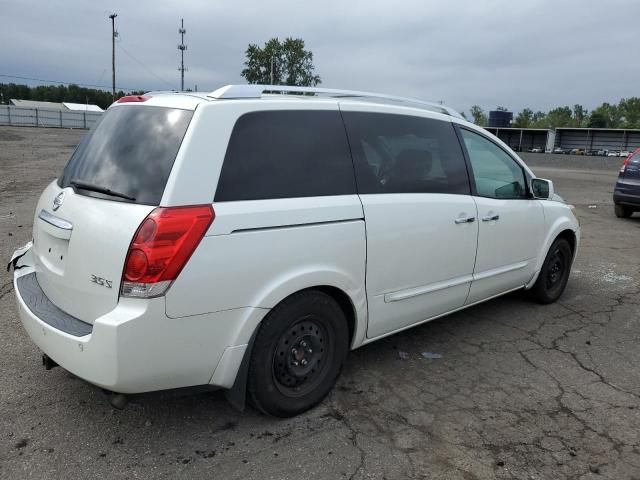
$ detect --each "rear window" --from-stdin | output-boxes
[214,110,356,201]
[59,105,193,205]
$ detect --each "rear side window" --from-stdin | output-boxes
[59,106,193,205]
[215,110,356,201]
[341,112,470,195]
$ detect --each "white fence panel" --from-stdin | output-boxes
[0,105,102,129]
[38,109,61,127]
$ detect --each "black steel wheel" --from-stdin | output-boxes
[247,290,349,417]
[530,237,572,304]
[545,246,565,291]
[272,318,331,397]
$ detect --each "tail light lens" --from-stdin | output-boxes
[620,154,632,173]
[121,205,214,298]
[117,95,150,103]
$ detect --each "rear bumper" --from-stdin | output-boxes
[613,189,640,208]
[13,262,267,394]
[16,273,93,337]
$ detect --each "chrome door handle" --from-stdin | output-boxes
[454,216,476,224]
[482,214,500,222]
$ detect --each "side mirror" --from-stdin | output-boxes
[531,178,554,200]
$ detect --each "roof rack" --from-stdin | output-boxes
[207,84,463,119]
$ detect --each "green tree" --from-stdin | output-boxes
[589,103,621,128]
[514,108,534,128]
[536,106,572,128]
[572,104,588,127]
[618,97,640,128]
[241,37,321,86]
[469,105,487,126]
[531,111,547,127]
[588,111,607,128]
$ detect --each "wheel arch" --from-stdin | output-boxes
[557,228,577,257]
[526,216,579,289]
[225,281,366,412]
[242,267,367,347]
[310,285,357,347]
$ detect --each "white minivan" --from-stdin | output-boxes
[10,85,580,417]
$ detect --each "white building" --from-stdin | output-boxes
[9,99,103,112]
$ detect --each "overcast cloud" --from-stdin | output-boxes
[1,0,638,114]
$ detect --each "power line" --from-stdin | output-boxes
[116,43,176,90]
[0,73,141,91]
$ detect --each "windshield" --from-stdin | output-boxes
[59,105,193,205]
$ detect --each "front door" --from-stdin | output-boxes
[459,128,544,304]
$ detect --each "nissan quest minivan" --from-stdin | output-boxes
[10,85,580,417]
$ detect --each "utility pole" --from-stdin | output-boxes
[109,13,117,102]
[178,19,187,91]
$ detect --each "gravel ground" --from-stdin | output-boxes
[1,127,639,479]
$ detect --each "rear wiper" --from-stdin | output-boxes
[70,180,136,201]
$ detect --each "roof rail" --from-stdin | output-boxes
[207,84,464,119]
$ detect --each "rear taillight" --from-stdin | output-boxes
[121,205,214,298]
[117,95,150,103]
[620,154,632,173]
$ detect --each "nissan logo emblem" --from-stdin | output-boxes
[52,192,65,211]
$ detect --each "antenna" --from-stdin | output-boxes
[177,18,187,91]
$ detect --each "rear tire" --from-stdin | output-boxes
[614,204,633,218]
[530,238,572,304]
[247,290,349,417]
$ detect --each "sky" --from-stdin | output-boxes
[1,0,638,115]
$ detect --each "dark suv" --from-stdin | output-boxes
[614,148,640,218]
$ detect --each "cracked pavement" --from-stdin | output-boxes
[1,127,639,479]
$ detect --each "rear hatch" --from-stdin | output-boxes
[32,104,193,323]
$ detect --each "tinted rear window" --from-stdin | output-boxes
[214,110,356,201]
[342,112,470,195]
[59,106,193,205]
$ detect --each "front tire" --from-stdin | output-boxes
[614,204,633,218]
[530,238,572,304]
[247,290,349,417]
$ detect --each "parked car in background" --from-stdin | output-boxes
[553,147,570,154]
[586,150,599,156]
[531,147,544,153]
[9,85,581,417]
[569,148,585,155]
[608,151,620,157]
[596,149,608,156]
[614,148,640,218]
[620,151,631,158]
